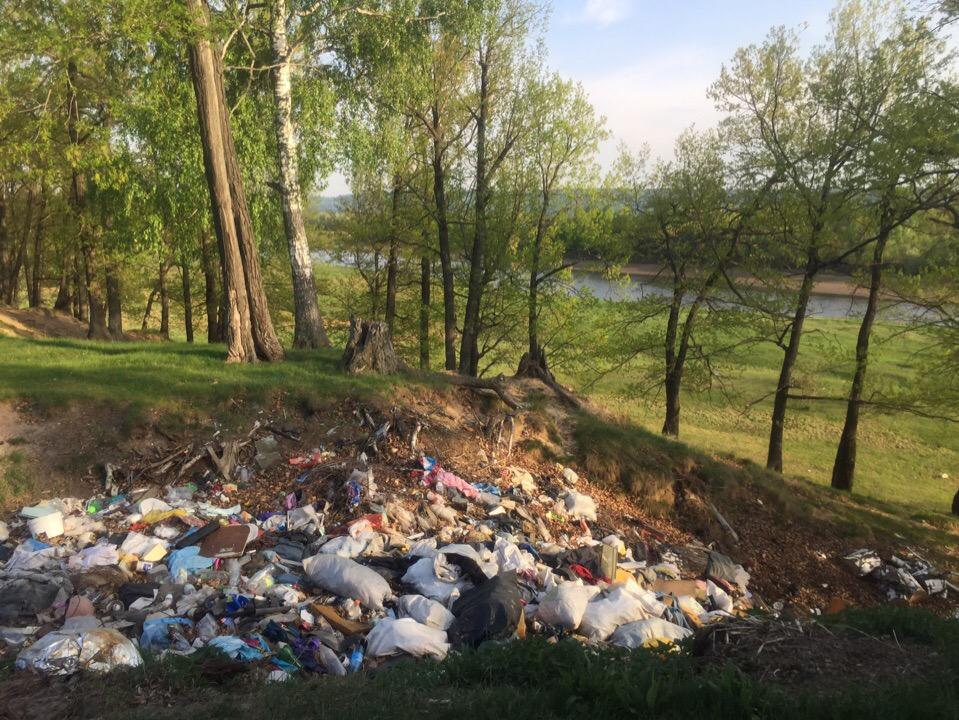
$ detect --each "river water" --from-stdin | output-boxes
[315,251,914,321]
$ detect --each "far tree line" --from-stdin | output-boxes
[1,0,958,494]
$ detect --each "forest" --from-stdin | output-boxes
[1,0,958,503]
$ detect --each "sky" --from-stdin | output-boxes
[321,0,842,195]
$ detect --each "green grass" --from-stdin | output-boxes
[0,337,396,418]
[583,316,959,523]
[63,607,959,720]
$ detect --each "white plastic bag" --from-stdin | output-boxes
[319,535,370,558]
[578,584,661,640]
[397,594,455,630]
[564,492,597,521]
[493,537,535,574]
[365,618,449,660]
[609,617,692,648]
[302,554,392,610]
[67,544,119,571]
[401,557,468,603]
[16,628,142,675]
[536,581,600,630]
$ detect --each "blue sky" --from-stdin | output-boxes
[322,0,843,194]
[545,0,837,165]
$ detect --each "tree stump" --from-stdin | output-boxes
[342,318,399,375]
[952,488,959,517]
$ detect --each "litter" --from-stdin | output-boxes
[0,414,756,681]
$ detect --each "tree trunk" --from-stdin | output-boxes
[82,244,109,339]
[419,250,430,370]
[200,230,221,343]
[831,228,889,491]
[523,199,550,376]
[431,103,457,371]
[0,186,7,302]
[186,0,256,362]
[385,176,401,336]
[181,253,194,343]
[342,318,399,375]
[106,269,123,339]
[159,260,170,339]
[28,185,45,308]
[211,49,283,361]
[72,254,86,321]
[269,0,328,349]
[3,187,33,305]
[459,60,491,377]
[54,261,71,312]
[141,284,158,331]
[661,285,683,436]
[767,259,817,472]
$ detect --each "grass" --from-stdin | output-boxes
[582,316,959,523]
[63,607,959,720]
[0,336,396,419]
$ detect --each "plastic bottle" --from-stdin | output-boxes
[247,564,275,595]
[348,644,364,673]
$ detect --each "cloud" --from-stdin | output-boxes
[577,45,723,168]
[581,0,630,26]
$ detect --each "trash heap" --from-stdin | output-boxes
[0,414,756,679]
[844,548,957,603]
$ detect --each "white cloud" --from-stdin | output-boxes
[581,0,630,26]
[578,45,723,169]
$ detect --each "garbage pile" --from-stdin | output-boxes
[0,412,757,679]
[844,547,958,603]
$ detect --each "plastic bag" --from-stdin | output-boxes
[449,572,522,648]
[397,594,455,630]
[167,546,214,582]
[319,535,370,558]
[67,544,119,571]
[401,557,468,604]
[493,537,536,574]
[578,583,662,640]
[365,618,449,660]
[208,635,266,662]
[609,617,692,649]
[302,554,392,610]
[536,581,600,630]
[16,628,142,675]
[564,492,597,521]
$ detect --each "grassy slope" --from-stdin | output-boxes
[586,316,959,522]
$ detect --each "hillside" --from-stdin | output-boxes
[0,335,957,719]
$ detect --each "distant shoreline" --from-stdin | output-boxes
[578,262,870,299]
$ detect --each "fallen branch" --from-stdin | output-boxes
[709,501,740,544]
[445,373,522,411]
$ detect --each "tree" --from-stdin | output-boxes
[267,0,330,348]
[185,0,283,362]
[458,0,541,376]
[831,22,959,490]
[713,3,913,472]
[516,74,606,377]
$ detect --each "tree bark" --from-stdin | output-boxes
[200,230,221,343]
[419,250,430,370]
[141,284,158,331]
[459,59,491,377]
[159,260,170,339]
[662,285,684,436]
[211,48,283,361]
[342,318,399,374]
[181,252,194,343]
[3,186,33,305]
[767,257,817,472]
[831,227,889,491]
[54,261,71,312]
[186,0,256,362]
[106,268,123,339]
[385,176,401,336]
[28,185,45,308]
[269,0,328,349]
[0,186,7,301]
[431,103,457,371]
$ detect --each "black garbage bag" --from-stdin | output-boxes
[448,571,522,648]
